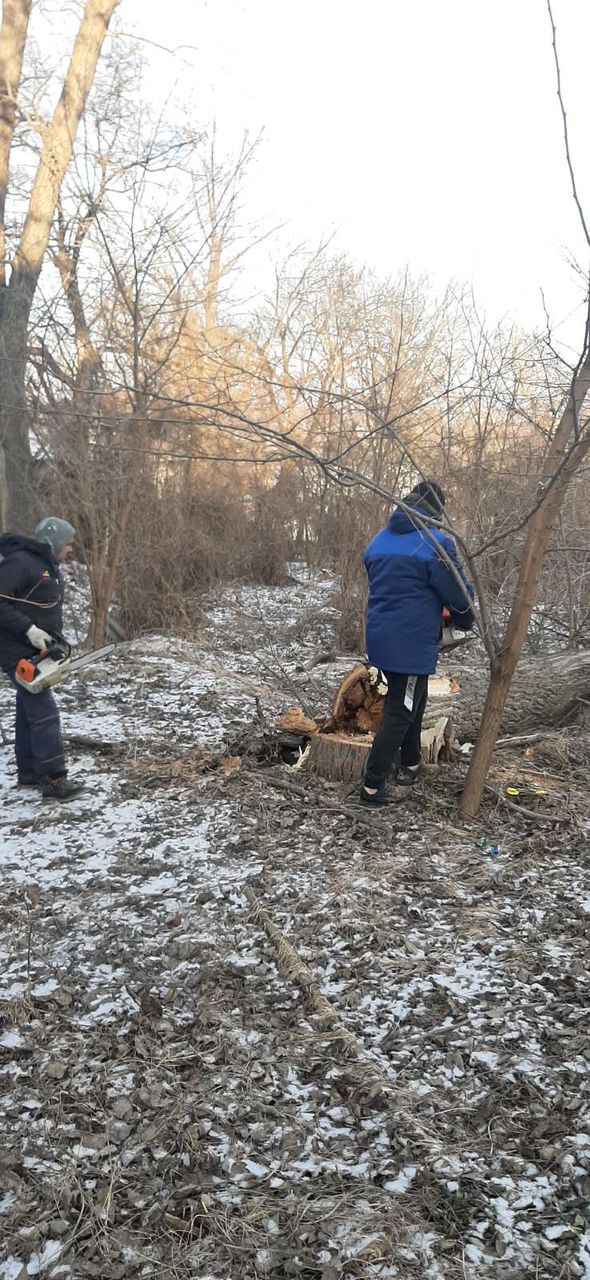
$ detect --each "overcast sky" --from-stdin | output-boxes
[121,0,590,353]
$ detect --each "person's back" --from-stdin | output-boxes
[360,480,474,807]
[365,483,474,677]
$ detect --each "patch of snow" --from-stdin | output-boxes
[0,1260,24,1280]
[545,1224,569,1240]
[0,982,26,1000]
[130,874,178,898]
[579,1232,590,1280]
[0,1030,25,1049]
[32,980,59,999]
[244,1160,269,1178]
[471,1050,499,1069]
[463,1243,484,1264]
[27,1240,62,1274]
[225,952,262,970]
[383,1165,418,1194]
[77,990,140,1027]
[569,1133,590,1148]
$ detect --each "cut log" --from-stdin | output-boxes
[437,649,590,739]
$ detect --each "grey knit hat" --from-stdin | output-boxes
[34,517,76,557]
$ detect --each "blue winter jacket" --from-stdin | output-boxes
[364,502,475,675]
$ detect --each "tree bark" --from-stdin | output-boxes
[0,0,32,289]
[460,360,590,817]
[0,0,120,530]
[446,649,590,740]
[54,206,105,393]
[308,732,373,784]
[0,0,33,525]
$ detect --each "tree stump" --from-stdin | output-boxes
[307,732,373,784]
[307,716,455,783]
[282,665,460,782]
[421,715,455,764]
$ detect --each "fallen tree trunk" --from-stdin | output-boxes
[320,651,590,744]
[434,649,590,740]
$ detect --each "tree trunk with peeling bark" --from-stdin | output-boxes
[460,360,590,817]
[0,0,120,530]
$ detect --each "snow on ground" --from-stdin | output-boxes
[0,567,589,1279]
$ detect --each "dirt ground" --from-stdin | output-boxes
[1,568,589,1280]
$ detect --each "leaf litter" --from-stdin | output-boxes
[0,564,589,1278]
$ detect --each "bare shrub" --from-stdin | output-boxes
[116,466,295,636]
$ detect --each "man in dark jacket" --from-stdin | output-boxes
[360,480,474,806]
[0,517,84,802]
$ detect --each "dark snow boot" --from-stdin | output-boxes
[17,772,40,788]
[396,763,423,786]
[42,775,85,802]
[359,785,394,808]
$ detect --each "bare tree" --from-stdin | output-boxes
[459,0,590,816]
[0,0,120,530]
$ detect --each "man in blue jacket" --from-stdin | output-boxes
[0,517,84,802]
[361,480,474,806]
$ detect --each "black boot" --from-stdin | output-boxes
[359,785,394,807]
[17,772,40,788]
[396,763,423,786]
[42,775,85,802]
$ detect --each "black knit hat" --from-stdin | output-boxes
[409,479,445,515]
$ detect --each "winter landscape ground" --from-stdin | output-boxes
[0,567,589,1280]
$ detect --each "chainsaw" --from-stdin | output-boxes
[439,608,474,653]
[15,634,116,694]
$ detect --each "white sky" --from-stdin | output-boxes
[121,0,590,352]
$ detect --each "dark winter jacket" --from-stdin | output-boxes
[0,535,64,671]
[364,500,475,676]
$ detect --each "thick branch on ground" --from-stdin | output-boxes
[245,885,440,1152]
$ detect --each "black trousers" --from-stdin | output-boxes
[364,671,428,790]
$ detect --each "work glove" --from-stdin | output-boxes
[26,624,54,651]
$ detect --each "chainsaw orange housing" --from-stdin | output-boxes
[15,657,37,683]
